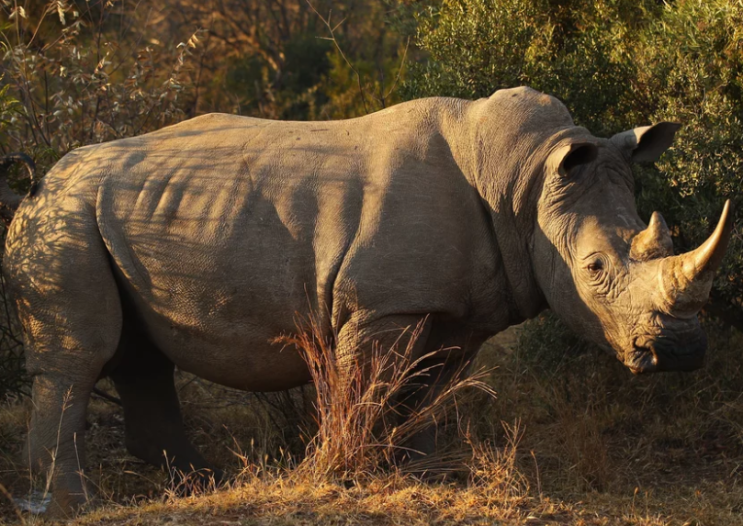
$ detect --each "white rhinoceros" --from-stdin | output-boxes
[0,87,731,516]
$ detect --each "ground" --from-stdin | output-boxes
[0,322,741,525]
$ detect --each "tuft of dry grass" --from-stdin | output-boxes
[278,315,497,480]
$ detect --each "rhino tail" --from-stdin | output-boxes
[0,153,37,226]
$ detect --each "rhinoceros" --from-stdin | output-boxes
[0,86,731,516]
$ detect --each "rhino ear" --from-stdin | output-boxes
[610,122,681,163]
[553,142,599,177]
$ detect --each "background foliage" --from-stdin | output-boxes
[403,0,743,498]
[404,0,743,325]
[0,0,742,520]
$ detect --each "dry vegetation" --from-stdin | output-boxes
[0,318,740,525]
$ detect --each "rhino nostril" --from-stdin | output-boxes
[631,336,660,369]
[626,338,655,373]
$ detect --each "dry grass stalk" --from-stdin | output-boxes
[468,420,528,501]
[276,314,497,481]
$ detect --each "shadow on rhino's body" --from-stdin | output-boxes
[0,86,731,517]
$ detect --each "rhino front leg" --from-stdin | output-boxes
[334,312,432,388]
[334,312,433,452]
[394,347,479,461]
[390,327,485,466]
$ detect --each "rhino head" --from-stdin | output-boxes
[532,122,732,373]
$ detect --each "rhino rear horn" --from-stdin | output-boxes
[631,212,673,261]
[660,200,733,315]
[611,122,681,162]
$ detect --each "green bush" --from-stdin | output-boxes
[0,1,198,173]
[404,0,743,325]
[406,5,743,486]
[0,0,201,398]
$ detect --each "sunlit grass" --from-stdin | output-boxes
[0,318,741,524]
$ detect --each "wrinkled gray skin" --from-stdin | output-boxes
[0,87,730,517]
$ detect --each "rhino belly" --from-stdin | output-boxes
[104,220,324,392]
[95,143,359,391]
[151,314,312,392]
[114,267,317,392]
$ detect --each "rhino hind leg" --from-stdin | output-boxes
[108,328,219,486]
[11,216,125,517]
[25,373,99,518]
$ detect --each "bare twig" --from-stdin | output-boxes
[382,36,410,105]
[306,0,370,114]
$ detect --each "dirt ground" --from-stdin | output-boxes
[0,325,741,525]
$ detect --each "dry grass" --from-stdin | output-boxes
[285,315,496,480]
[0,316,741,525]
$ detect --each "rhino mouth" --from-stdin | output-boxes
[627,332,706,374]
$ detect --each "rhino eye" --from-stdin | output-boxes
[586,258,604,274]
[584,255,612,294]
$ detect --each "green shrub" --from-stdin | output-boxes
[0,0,202,398]
[405,0,743,327]
[406,6,743,486]
[635,1,743,316]
[0,1,199,172]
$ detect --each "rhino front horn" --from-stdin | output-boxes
[660,200,733,316]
